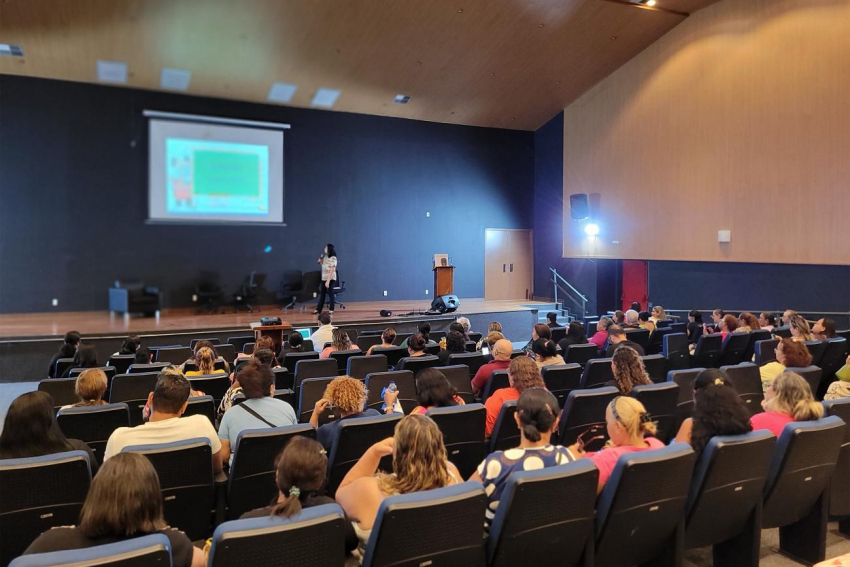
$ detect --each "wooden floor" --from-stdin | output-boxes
[0,299,550,339]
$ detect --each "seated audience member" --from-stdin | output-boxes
[310,376,394,451]
[185,346,224,377]
[400,322,437,348]
[104,369,223,472]
[438,330,467,365]
[218,361,296,465]
[218,348,280,421]
[404,333,429,358]
[559,321,588,354]
[546,312,559,328]
[65,368,109,408]
[608,346,652,394]
[484,356,546,436]
[673,369,752,455]
[476,322,503,350]
[759,338,813,390]
[310,313,336,353]
[48,330,81,378]
[240,436,358,552]
[638,311,656,333]
[253,348,280,369]
[623,310,641,329]
[235,336,275,363]
[336,415,462,559]
[63,344,98,377]
[718,314,739,341]
[630,302,641,312]
[812,318,837,341]
[280,332,305,356]
[650,305,667,324]
[471,388,574,527]
[687,310,704,344]
[457,317,472,338]
[605,325,646,357]
[134,347,153,365]
[738,312,760,333]
[751,372,823,437]
[522,323,552,353]
[759,312,777,333]
[0,391,98,473]
[569,397,664,493]
[366,328,396,356]
[113,334,141,357]
[485,331,506,351]
[711,309,725,327]
[22,452,203,567]
[532,338,565,369]
[472,339,514,395]
[825,355,850,400]
[613,310,625,325]
[782,309,798,326]
[320,328,360,359]
[410,368,464,415]
[449,321,466,336]
[588,317,613,349]
[788,314,815,342]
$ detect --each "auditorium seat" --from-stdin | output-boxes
[293,359,337,394]
[57,403,130,464]
[773,326,792,339]
[356,334,383,352]
[155,346,193,365]
[785,365,823,397]
[365,370,416,414]
[564,344,599,366]
[190,337,221,349]
[684,431,775,565]
[594,444,696,567]
[489,401,520,452]
[663,332,690,371]
[556,387,618,448]
[272,366,292,390]
[669,322,687,334]
[837,330,850,341]
[183,395,216,425]
[347,354,388,380]
[718,332,751,367]
[106,354,135,375]
[691,334,722,369]
[361,483,487,567]
[430,330,447,342]
[329,349,360,375]
[803,340,827,367]
[226,424,316,520]
[468,332,483,344]
[392,333,413,346]
[446,352,488,379]
[110,372,159,426]
[53,357,75,379]
[215,343,236,363]
[242,342,255,355]
[761,416,844,565]
[38,377,79,409]
[281,351,319,374]
[209,505,348,567]
[465,340,478,353]
[550,326,567,344]
[624,328,650,351]
[754,338,779,366]
[540,363,582,408]
[510,350,526,359]
[631,382,679,443]
[579,358,614,389]
[487,461,598,567]
[9,533,172,567]
[226,336,255,354]
[823,398,850,536]
[440,364,474,404]
[369,346,407,369]
[646,327,673,355]
[396,354,440,375]
[667,368,705,430]
[297,377,337,425]
[640,354,668,383]
[127,362,169,374]
[425,343,441,356]
[68,365,117,380]
[0,451,92,566]
[720,363,764,417]
[584,319,599,338]
[186,374,230,405]
[820,338,849,383]
[121,438,215,541]
[481,370,510,404]
[326,414,401,496]
[743,329,772,363]
[426,404,486,479]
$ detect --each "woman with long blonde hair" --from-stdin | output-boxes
[751,372,823,437]
[788,314,815,342]
[610,345,652,394]
[320,328,360,359]
[336,414,461,558]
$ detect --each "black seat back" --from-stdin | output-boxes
[347,355,388,380]
[356,335,383,352]
[820,338,849,381]
[481,370,511,404]
[550,326,567,344]
[108,355,136,375]
[641,354,668,383]
[57,403,130,464]
[755,338,780,366]
[580,358,614,389]
[128,362,169,374]
[38,378,79,409]
[155,346,193,365]
[667,368,705,430]
[663,332,690,371]
[785,366,823,397]
[564,344,599,366]
[330,349,361,375]
[397,355,440,376]
[370,346,408,368]
[773,326,792,339]
[365,370,416,414]
[670,322,687,334]
[744,330,772,362]
[803,341,827,367]
[823,399,850,518]
[183,395,216,425]
[280,351,319,375]
[187,373,230,404]
[647,327,673,355]
[272,367,292,390]
[557,387,619,448]
[692,334,723,368]
[53,357,75,378]
[392,333,413,346]
[426,404,486,479]
[720,363,764,417]
[718,332,751,367]
[326,414,402,496]
[489,401,520,453]
[297,377,337,425]
[226,336,255,354]
[624,329,651,351]
[631,382,679,443]
[440,365,474,404]
[109,372,159,426]
[215,343,237,363]
[540,364,582,408]
[446,352,488,379]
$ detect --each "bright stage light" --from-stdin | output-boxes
[584,223,600,237]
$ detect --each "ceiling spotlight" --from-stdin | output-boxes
[646,0,657,5]
[584,223,600,237]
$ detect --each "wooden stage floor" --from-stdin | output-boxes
[0,299,552,340]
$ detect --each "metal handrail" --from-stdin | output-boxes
[550,268,588,318]
[550,268,588,301]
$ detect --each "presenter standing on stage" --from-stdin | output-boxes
[314,244,338,314]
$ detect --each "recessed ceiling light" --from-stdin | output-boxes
[0,44,24,57]
[160,68,191,91]
[97,60,128,83]
[311,88,340,108]
[646,0,657,5]
[393,94,411,104]
[268,82,297,103]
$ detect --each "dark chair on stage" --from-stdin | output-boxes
[195,272,225,314]
[279,270,322,310]
[108,280,161,317]
[330,272,347,310]
[233,271,266,313]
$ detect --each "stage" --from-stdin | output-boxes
[0,298,554,383]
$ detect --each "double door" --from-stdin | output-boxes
[484,229,533,300]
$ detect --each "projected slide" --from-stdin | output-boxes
[149,119,284,224]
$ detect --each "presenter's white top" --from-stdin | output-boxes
[321,255,338,281]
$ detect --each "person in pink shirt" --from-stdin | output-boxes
[588,317,613,350]
[569,396,665,493]
[751,372,823,437]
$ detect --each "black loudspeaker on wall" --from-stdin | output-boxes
[431,294,459,313]
[569,193,589,220]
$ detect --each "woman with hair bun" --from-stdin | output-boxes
[470,388,574,527]
[751,372,824,437]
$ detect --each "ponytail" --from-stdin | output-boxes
[792,399,824,422]
[268,437,327,519]
[516,388,559,444]
[270,486,305,518]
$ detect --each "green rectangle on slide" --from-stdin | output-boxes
[193,150,260,197]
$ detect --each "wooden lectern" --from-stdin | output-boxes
[250,321,293,353]
[433,265,454,296]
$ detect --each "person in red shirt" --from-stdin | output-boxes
[472,339,514,396]
[484,356,546,436]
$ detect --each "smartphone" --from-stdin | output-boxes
[577,424,607,452]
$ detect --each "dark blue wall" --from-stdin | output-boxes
[532,111,598,315]
[0,75,534,314]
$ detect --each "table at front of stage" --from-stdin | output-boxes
[250,322,293,352]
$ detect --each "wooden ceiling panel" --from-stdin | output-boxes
[0,0,717,130]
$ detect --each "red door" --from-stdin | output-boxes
[621,260,648,312]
